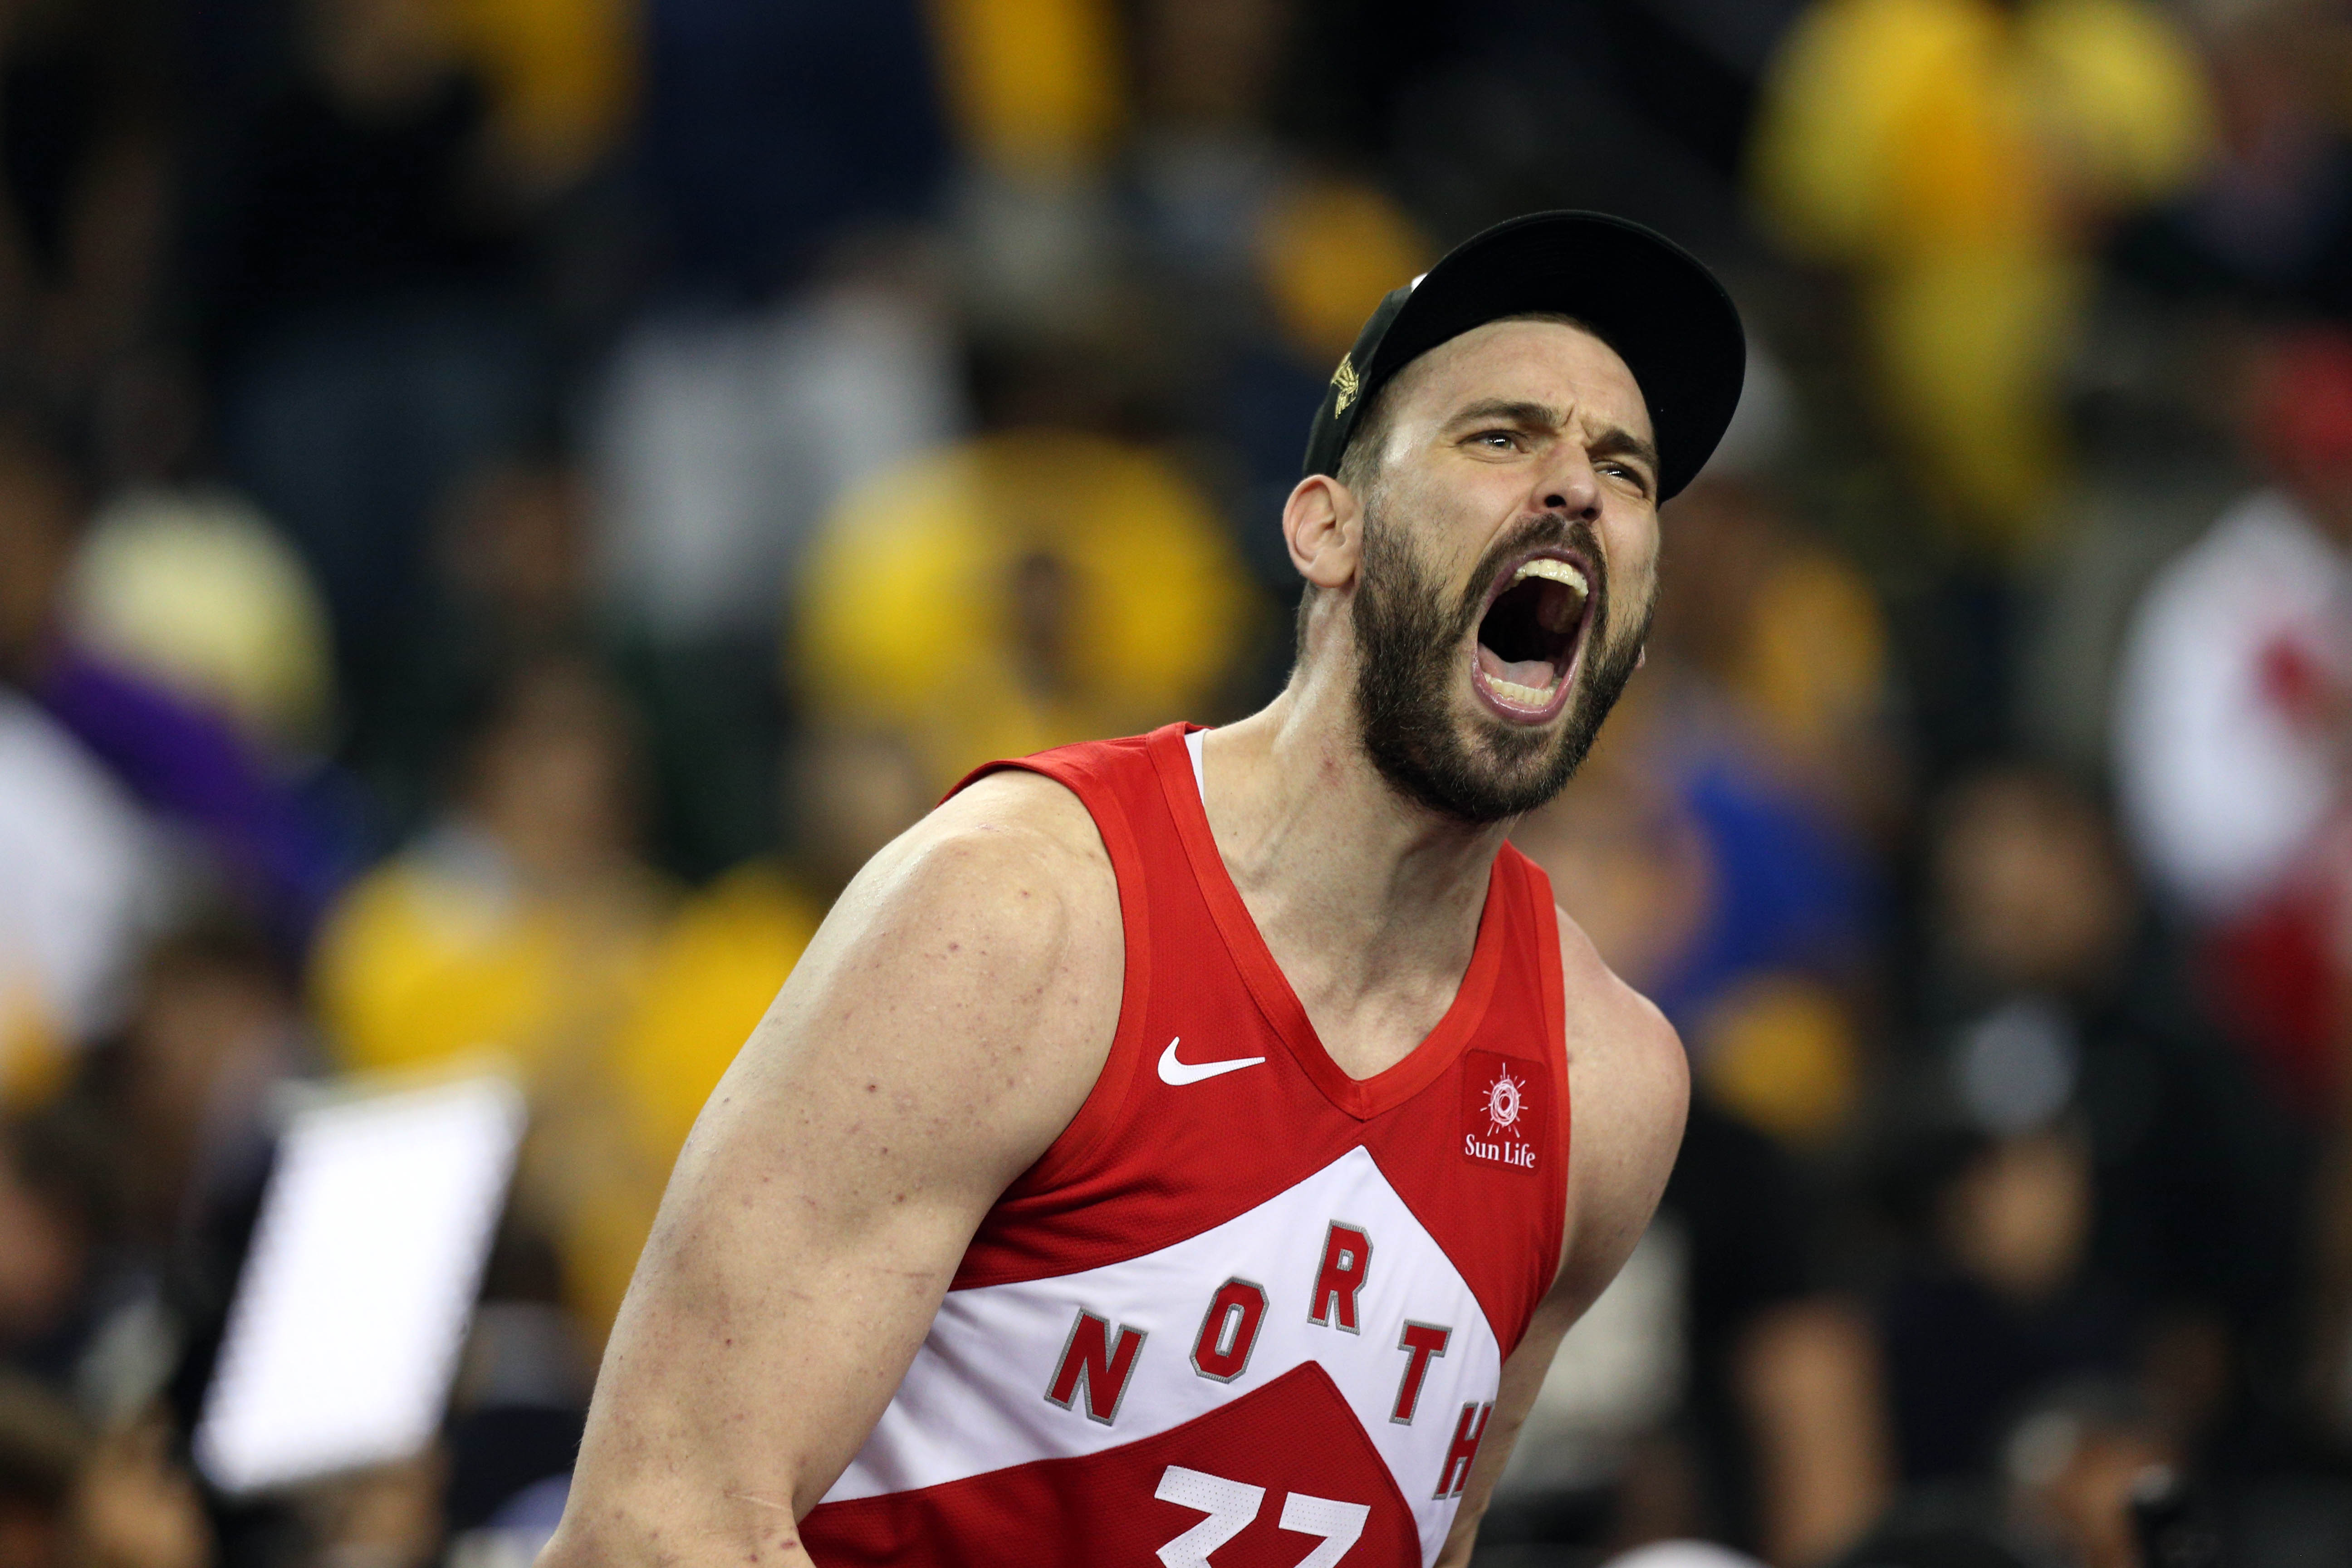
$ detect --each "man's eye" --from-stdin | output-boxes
[1473,431,1519,451]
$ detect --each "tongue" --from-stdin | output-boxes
[1477,643,1556,692]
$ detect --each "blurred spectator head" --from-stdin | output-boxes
[2001,1380,2173,1568]
[795,430,1251,791]
[931,0,1121,179]
[1874,1046,2096,1310]
[2180,0,2342,139]
[296,1452,444,1568]
[64,491,335,753]
[116,916,293,1236]
[438,457,593,637]
[67,1413,212,1568]
[2254,328,2352,541]
[1940,1125,2095,1308]
[0,1113,108,1353]
[459,656,642,883]
[1929,766,2133,999]
[0,1394,211,1568]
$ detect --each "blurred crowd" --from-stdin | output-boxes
[0,0,2348,1565]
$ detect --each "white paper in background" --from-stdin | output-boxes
[194,1073,525,1495]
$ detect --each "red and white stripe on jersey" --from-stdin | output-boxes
[801,724,1570,1568]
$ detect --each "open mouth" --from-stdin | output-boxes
[1470,552,1591,721]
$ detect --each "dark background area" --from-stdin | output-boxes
[0,0,2348,1565]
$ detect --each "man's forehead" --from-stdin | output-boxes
[1388,318,1651,438]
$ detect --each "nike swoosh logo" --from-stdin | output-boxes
[1157,1037,1266,1086]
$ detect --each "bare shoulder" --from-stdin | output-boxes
[814,764,1119,996]
[1550,903,1689,1308]
[906,765,1119,886]
[1553,904,1686,1106]
[701,765,1126,1196]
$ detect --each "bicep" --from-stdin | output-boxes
[555,799,1121,1558]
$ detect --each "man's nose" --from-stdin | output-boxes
[1536,449,1602,519]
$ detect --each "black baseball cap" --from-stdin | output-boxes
[1299,211,1745,501]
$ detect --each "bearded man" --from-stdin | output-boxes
[544,211,1747,1568]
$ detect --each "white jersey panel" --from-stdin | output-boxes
[823,1146,1504,1565]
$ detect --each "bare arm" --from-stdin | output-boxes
[1436,912,1690,1568]
[541,773,1123,1568]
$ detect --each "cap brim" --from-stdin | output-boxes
[1303,211,1745,500]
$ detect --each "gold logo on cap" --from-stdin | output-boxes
[1332,353,1360,414]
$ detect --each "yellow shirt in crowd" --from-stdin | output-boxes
[314,838,820,1341]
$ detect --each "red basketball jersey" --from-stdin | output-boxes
[800,723,1571,1567]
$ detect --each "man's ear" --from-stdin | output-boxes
[1283,474,1362,592]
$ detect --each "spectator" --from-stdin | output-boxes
[64,490,335,761]
[1875,1108,2127,1488]
[793,424,1257,793]
[1752,0,2212,549]
[0,1114,116,1389]
[441,0,634,197]
[1646,456,1901,838]
[1513,715,1894,1564]
[2112,328,2352,1108]
[1876,764,2291,1485]
[105,919,307,1278]
[0,413,354,955]
[310,654,670,1340]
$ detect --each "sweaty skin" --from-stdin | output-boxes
[541,320,1690,1568]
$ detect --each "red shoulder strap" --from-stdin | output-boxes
[1497,842,1572,1299]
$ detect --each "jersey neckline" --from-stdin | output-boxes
[1146,722,1508,1122]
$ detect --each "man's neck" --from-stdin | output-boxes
[1197,660,1513,1080]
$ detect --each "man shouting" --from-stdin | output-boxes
[546,210,1746,1568]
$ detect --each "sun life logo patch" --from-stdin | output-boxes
[1483,1068,1523,1134]
[1459,1050,1542,1172]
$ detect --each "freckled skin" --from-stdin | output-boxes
[542,322,1688,1568]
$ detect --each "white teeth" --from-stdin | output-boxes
[1512,558,1588,595]
[1483,671,1559,706]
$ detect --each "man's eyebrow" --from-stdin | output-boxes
[1445,398,1562,431]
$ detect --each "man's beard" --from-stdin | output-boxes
[1350,505,1651,825]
